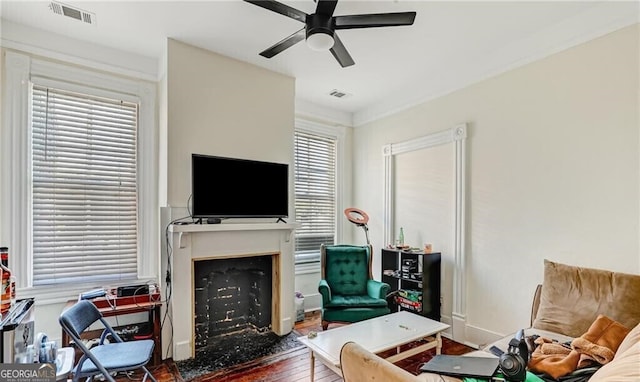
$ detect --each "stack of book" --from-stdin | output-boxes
[395,289,422,312]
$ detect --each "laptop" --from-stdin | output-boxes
[420,355,500,379]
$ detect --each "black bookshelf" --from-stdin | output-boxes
[381,248,441,321]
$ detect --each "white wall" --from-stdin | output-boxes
[165,38,295,208]
[353,24,639,346]
[395,145,454,324]
[160,38,296,356]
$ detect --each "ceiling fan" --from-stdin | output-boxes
[244,0,416,68]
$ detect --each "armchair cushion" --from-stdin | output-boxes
[325,245,370,296]
[322,307,391,325]
[325,295,388,308]
[320,278,389,307]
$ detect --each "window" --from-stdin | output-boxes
[31,85,138,285]
[2,52,157,300]
[294,130,337,264]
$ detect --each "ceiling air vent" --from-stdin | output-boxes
[49,1,96,26]
[329,89,352,99]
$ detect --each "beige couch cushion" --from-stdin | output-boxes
[589,342,640,381]
[615,322,640,358]
[532,260,640,338]
[483,328,574,354]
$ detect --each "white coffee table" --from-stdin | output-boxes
[297,311,450,381]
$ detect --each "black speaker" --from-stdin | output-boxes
[499,329,529,382]
[116,284,149,297]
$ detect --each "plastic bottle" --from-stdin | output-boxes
[399,227,405,245]
[0,247,12,315]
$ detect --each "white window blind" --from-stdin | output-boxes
[31,85,139,285]
[294,131,336,264]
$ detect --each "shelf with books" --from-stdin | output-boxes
[381,248,441,321]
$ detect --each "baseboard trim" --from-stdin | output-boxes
[302,293,322,313]
[452,313,466,344]
[174,341,192,361]
[464,323,505,349]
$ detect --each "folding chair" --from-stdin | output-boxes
[59,300,157,382]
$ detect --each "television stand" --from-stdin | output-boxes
[276,217,287,223]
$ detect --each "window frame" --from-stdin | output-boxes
[293,119,346,273]
[1,51,158,303]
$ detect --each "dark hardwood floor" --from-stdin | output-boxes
[131,311,475,382]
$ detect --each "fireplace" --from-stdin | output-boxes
[193,255,273,349]
[168,222,296,361]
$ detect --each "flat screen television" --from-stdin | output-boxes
[191,154,289,219]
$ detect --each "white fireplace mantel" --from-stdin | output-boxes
[168,222,296,361]
[170,222,297,248]
[169,222,297,233]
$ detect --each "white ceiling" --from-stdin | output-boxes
[1,1,638,125]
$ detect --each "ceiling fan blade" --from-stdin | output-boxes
[329,33,354,68]
[334,12,416,29]
[259,28,306,58]
[315,0,338,17]
[244,0,307,23]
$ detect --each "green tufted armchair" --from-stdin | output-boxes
[319,244,390,330]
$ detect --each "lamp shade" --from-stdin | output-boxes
[307,32,334,51]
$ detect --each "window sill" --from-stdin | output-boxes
[19,278,158,306]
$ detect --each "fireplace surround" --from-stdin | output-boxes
[168,222,296,361]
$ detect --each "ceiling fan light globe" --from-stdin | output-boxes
[307,32,334,51]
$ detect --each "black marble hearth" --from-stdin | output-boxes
[176,328,301,380]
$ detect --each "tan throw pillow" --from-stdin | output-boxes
[532,260,640,338]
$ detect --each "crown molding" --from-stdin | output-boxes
[0,20,158,82]
[295,98,353,127]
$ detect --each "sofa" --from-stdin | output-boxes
[339,260,640,381]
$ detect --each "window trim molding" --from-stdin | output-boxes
[2,51,31,290]
[294,118,346,270]
[1,51,158,303]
